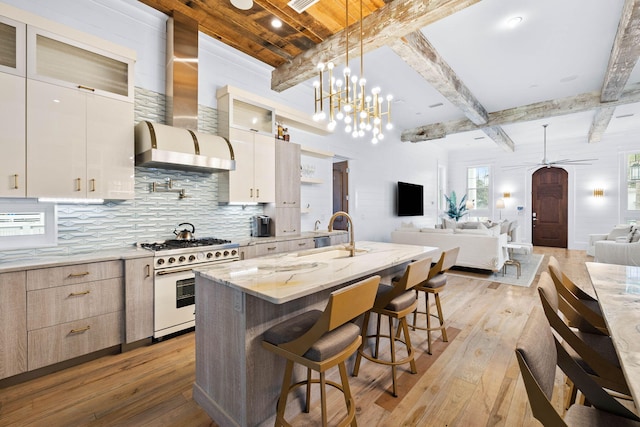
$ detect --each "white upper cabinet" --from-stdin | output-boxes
[27,26,133,102]
[0,70,26,197]
[0,15,25,76]
[21,24,135,199]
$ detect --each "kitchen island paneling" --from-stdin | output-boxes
[193,241,437,427]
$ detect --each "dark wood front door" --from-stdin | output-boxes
[332,161,349,230]
[532,167,568,248]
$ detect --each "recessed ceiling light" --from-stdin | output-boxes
[507,16,523,28]
[231,0,253,10]
[271,18,282,28]
[429,102,444,108]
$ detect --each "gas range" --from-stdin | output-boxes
[138,238,240,269]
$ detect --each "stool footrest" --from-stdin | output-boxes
[357,334,416,367]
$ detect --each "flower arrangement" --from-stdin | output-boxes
[444,191,469,221]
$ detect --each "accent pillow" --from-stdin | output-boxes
[461,221,482,229]
[632,230,640,243]
[500,221,511,235]
[443,218,458,230]
[607,225,633,241]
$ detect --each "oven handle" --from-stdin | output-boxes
[156,267,195,276]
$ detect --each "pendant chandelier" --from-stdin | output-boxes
[312,0,392,144]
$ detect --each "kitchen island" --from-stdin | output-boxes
[192,241,437,427]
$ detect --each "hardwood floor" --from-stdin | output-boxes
[0,247,594,426]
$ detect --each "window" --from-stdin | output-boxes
[467,166,489,209]
[627,153,640,210]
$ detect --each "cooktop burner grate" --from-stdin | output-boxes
[139,237,232,252]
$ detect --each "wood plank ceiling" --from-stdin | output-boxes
[138,0,640,151]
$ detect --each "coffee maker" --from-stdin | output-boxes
[251,215,271,237]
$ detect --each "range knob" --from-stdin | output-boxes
[206,252,213,259]
[168,257,176,264]
[189,255,196,262]
[215,251,222,258]
[231,249,238,256]
[223,250,229,256]
[178,256,186,262]
[157,258,165,265]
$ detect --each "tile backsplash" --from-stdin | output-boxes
[0,87,262,262]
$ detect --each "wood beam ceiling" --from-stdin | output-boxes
[271,0,481,92]
[589,0,640,143]
[401,83,640,143]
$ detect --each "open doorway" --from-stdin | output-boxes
[332,160,349,230]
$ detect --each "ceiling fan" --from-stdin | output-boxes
[503,124,597,170]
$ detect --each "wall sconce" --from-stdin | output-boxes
[593,188,604,197]
[503,192,511,198]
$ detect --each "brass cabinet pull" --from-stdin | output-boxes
[256,188,260,198]
[267,246,277,251]
[298,242,306,246]
[77,85,95,92]
[250,188,253,198]
[68,271,90,278]
[69,290,90,296]
[145,264,151,278]
[90,178,96,192]
[76,178,82,192]
[70,325,91,334]
[13,174,18,189]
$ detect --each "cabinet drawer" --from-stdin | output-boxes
[28,311,123,370]
[287,238,314,252]
[27,277,123,330]
[253,241,286,257]
[27,260,123,290]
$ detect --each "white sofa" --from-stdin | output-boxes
[589,224,640,265]
[391,227,508,272]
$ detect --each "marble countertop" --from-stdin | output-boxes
[0,247,152,273]
[236,230,347,246]
[585,262,640,407]
[195,241,438,304]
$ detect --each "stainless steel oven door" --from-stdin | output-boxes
[154,265,200,338]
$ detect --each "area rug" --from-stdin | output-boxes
[446,253,544,287]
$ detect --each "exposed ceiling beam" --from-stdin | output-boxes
[588,106,616,143]
[601,0,640,102]
[390,30,517,151]
[271,0,481,92]
[390,31,488,125]
[588,0,640,142]
[401,83,640,142]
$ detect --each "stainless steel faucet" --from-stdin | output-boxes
[328,211,355,257]
[314,220,321,231]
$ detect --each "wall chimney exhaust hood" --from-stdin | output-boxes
[135,121,235,172]
[134,11,235,173]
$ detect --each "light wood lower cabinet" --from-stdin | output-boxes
[124,257,154,343]
[0,271,27,380]
[28,311,123,370]
[286,238,314,252]
[26,260,124,371]
[253,241,287,257]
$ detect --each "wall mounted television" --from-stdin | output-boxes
[397,181,424,216]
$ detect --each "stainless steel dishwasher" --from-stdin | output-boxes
[314,236,331,248]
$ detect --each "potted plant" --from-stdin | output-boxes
[444,191,469,221]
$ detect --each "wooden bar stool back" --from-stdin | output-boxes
[262,275,380,427]
[411,247,460,354]
[352,257,432,397]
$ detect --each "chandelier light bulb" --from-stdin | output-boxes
[344,115,352,124]
[313,80,320,88]
[352,130,358,138]
[365,95,372,103]
[373,127,379,135]
[386,123,393,130]
[343,67,351,77]
[373,117,381,125]
[365,123,372,131]
[336,79,343,88]
[359,122,366,129]
[351,75,358,84]
[371,87,380,95]
[317,111,326,120]
[386,94,393,101]
[378,133,384,140]
[372,137,378,144]
[358,129,365,137]
[317,62,325,71]
[336,111,344,120]
[327,62,334,70]
[359,77,366,86]
[344,104,352,113]
[327,120,337,131]
[359,111,367,119]
[312,113,319,122]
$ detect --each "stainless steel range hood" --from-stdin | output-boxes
[135,11,235,173]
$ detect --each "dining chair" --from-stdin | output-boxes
[411,247,460,354]
[352,257,432,397]
[547,256,608,335]
[537,272,630,399]
[516,306,640,426]
[262,275,380,427]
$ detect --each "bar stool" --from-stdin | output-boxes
[262,275,380,427]
[411,247,459,355]
[352,257,432,397]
